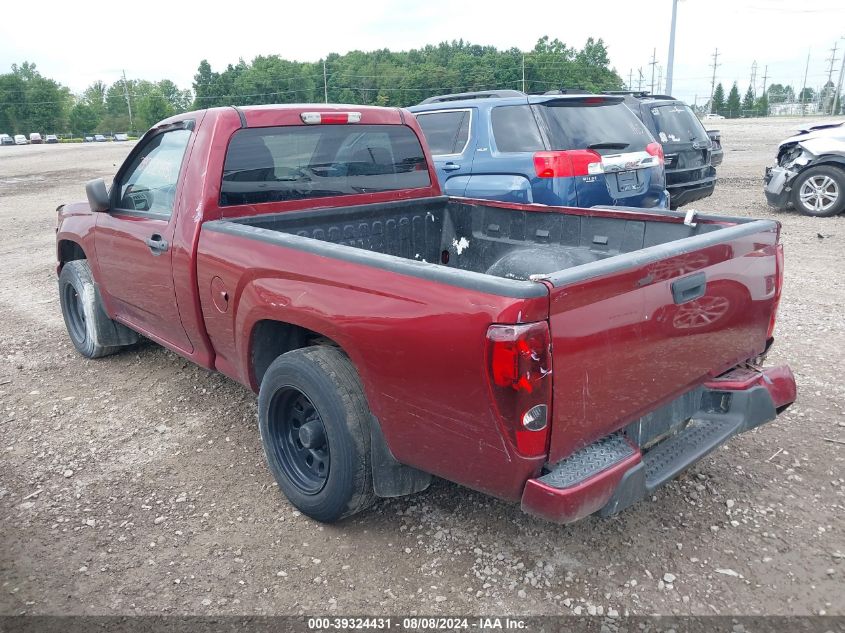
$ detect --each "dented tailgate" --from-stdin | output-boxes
[543,218,781,464]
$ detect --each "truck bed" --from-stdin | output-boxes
[210,196,730,286]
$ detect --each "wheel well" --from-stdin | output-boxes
[58,240,87,266]
[250,319,340,387]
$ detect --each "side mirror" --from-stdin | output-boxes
[86,178,110,212]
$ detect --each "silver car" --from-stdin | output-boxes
[764,121,845,217]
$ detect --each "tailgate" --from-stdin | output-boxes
[543,218,780,464]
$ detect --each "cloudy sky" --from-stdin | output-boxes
[2,0,844,105]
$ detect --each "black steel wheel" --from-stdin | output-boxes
[58,260,135,358]
[267,388,330,494]
[258,346,375,522]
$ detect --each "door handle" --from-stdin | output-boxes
[145,234,169,255]
[443,162,461,172]
[671,272,706,304]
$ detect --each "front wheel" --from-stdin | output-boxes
[258,346,375,522]
[58,260,135,358]
[791,165,845,217]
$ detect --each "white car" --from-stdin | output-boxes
[703,113,725,120]
[113,133,129,142]
[14,134,28,145]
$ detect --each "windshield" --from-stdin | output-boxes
[651,104,708,144]
[536,101,652,154]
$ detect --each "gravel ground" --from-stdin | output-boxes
[0,119,843,617]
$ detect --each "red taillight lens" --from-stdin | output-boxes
[646,142,665,165]
[533,150,602,179]
[767,243,784,339]
[486,322,552,456]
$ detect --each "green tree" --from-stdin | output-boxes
[711,82,725,115]
[742,85,755,116]
[69,103,100,135]
[755,91,769,116]
[798,87,814,102]
[726,82,741,118]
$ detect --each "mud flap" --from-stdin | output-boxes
[370,416,432,498]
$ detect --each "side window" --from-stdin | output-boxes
[491,106,544,153]
[114,128,192,216]
[415,110,471,155]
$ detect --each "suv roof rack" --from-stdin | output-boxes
[417,90,525,104]
[540,89,594,95]
[603,90,677,100]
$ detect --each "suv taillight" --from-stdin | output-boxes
[486,322,552,456]
[534,150,603,178]
[646,142,665,165]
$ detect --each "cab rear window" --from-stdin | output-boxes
[220,125,430,206]
[651,104,709,144]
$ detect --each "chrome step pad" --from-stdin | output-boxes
[539,433,635,489]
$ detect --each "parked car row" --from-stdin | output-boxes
[1,132,132,145]
[409,89,722,211]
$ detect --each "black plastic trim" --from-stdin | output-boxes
[232,106,247,128]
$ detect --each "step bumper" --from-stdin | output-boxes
[521,365,796,524]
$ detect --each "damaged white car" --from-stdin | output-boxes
[764,121,845,217]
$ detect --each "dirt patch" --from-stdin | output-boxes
[0,122,843,617]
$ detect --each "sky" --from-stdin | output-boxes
[2,0,844,106]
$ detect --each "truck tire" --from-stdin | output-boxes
[258,346,376,522]
[791,165,845,217]
[58,260,134,358]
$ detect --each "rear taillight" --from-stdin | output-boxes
[533,150,603,178]
[767,243,784,339]
[486,322,552,456]
[646,142,665,165]
[300,111,362,125]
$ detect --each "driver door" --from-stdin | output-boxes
[95,124,194,351]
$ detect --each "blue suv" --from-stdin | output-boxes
[409,90,668,209]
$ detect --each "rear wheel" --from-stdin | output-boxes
[791,165,845,217]
[258,346,375,522]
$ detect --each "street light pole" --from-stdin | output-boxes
[834,37,845,116]
[665,0,679,96]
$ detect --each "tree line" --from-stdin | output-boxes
[3,38,843,136]
[706,80,844,118]
[193,37,623,108]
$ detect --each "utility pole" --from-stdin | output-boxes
[121,69,133,133]
[750,61,758,98]
[628,69,633,91]
[708,48,720,113]
[825,41,840,113]
[761,65,769,97]
[323,59,328,104]
[657,66,663,94]
[834,37,845,116]
[522,54,526,93]
[800,49,811,115]
[637,68,644,92]
[665,0,679,96]
[649,48,658,94]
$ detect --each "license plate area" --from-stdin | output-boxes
[615,169,641,192]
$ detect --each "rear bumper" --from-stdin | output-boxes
[668,180,716,208]
[521,365,796,524]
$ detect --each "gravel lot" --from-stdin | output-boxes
[1,118,843,617]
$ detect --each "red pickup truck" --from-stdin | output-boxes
[55,104,796,524]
